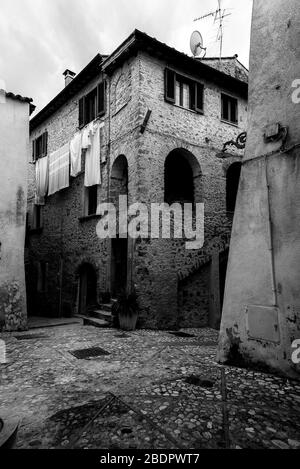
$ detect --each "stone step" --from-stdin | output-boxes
[82,316,111,329]
[90,309,113,322]
[99,303,113,313]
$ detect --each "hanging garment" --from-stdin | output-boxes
[35,156,49,205]
[48,143,70,195]
[84,122,101,187]
[70,132,82,177]
[81,122,94,150]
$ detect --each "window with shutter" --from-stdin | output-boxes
[79,81,106,127]
[85,88,97,123]
[32,131,48,161]
[32,140,36,162]
[195,83,204,113]
[79,97,85,128]
[165,68,176,103]
[165,68,204,113]
[221,93,238,125]
[97,81,106,117]
[42,131,48,157]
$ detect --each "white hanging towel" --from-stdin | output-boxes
[81,122,94,150]
[70,132,82,177]
[84,122,102,187]
[48,143,70,195]
[35,156,49,205]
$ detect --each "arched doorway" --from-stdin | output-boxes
[226,162,242,213]
[78,263,97,315]
[164,148,202,204]
[110,155,128,297]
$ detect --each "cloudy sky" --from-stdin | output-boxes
[0,0,253,113]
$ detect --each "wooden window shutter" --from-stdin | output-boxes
[42,131,48,157]
[79,96,85,128]
[195,83,204,113]
[97,81,106,117]
[164,68,176,103]
[32,140,36,162]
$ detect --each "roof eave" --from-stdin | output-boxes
[30,53,104,131]
[102,30,248,98]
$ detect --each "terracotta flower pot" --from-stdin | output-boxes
[119,313,138,331]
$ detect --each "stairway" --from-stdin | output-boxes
[78,301,116,329]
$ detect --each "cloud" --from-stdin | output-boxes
[0,0,252,113]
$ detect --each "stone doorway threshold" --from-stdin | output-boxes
[28,317,83,329]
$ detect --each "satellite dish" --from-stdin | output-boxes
[190,30,206,57]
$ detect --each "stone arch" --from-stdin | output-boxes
[110,154,128,204]
[226,162,242,213]
[164,148,202,204]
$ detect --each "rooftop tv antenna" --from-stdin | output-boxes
[190,30,207,58]
[194,0,232,61]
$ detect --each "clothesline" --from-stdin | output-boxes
[35,120,104,204]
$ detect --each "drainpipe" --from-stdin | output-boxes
[106,75,112,294]
[264,156,278,307]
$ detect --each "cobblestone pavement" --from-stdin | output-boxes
[1,324,300,449]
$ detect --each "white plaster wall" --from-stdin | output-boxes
[0,97,29,330]
[218,0,300,379]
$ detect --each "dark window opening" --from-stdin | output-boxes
[85,88,97,124]
[87,185,98,216]
[32,131,48,161]
[79,81,106,128]
[30,204,42,230]
[221,94,238,125]
[165,68,204,113]
[226,163,241,213]
[165,152,194,204]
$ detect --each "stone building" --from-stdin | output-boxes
[26,30,248,329]
[0,89,34,331]
[218,0,300,379]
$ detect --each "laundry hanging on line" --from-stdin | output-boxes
[84,121,103,187]
[70,131,82,177]
[48,143,70,196]
[35,156,49,205]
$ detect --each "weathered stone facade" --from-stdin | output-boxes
[27,31,247,329]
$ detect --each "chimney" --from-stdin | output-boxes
[63,69,76,87]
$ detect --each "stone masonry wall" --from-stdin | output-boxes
[27,49,247,328]
[131,52,247,328]
[27,57,142,317]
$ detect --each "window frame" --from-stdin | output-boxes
[164,67,204,114]
[221,92,238,126]
[83,185,99,217]
[32,131,48,162]
[79,80,106,129]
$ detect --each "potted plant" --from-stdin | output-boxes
[112,290,138,331]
